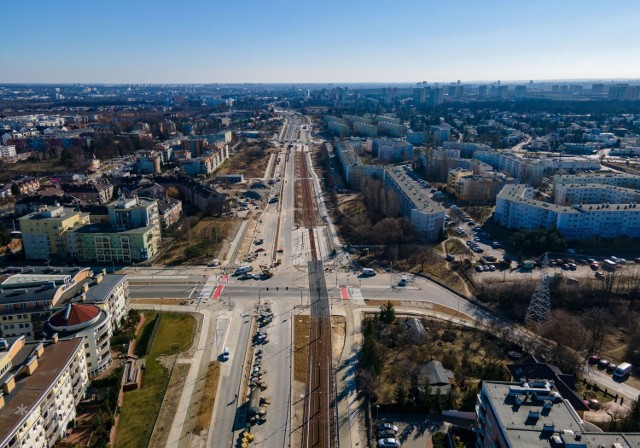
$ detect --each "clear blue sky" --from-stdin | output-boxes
[1,0,639,84]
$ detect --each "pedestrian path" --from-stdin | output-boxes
[198,275,219,300]
[349,288,365,305]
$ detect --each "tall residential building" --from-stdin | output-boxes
[372,138,414,162]
[45,303,112,378]
[19,207,91,260]
[497,85,509,100]
[69,197,161,263]
[514,85,527,98]
[0,336,89,448]
[384,166,445,242]
[0,266,129,342]
[412,87,426,105]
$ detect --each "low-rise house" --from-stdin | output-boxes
[419,360,455,394]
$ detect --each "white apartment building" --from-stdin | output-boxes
[45,303,112,378]
[377,120,406,138]
[495,184,640,240]
[554,183,640,205]
[352,121,377,137]
[552,172,640,191]
[385,166,445,242]
[475,380,640,448]
[84,272,129,330]
[474,152,600,184]
[0,336,88,448]
[0,145,16,161]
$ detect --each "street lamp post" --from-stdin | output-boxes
[375,404,380,421]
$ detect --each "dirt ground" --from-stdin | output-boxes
[193,361,221,434]
[159,217,236,266]
[216,140,275,179]
[291,315,311,448]
[331,316,346,361]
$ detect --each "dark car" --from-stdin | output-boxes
[598,359,610,369]
[588,355,600,365]
[377,430,396,439]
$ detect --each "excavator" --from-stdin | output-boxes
[259,265,273,279]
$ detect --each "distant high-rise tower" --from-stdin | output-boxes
[413,87,426,105]
[478,85,487,97]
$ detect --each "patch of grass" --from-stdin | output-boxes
[294,315,310,383]
[115,312,196,448]
[445,238,471,256]
[193,361,221,434]
[134,312,159,358]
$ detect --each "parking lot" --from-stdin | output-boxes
[375,414,446,448]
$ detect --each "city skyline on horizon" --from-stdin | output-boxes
[2,0,640,84]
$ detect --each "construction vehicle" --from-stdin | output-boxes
[259,265,273,278]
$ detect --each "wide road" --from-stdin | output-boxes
[210,310,253,447]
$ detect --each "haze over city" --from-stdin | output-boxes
[2,0,640,83]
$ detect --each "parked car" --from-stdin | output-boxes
[221,347,230,361]
[377,430,396,439]
[598,359,610,369]
[377,438,401,448]
[588,355,600,365]
[584,399,601,410]
[376,423,398,433]
[607,363,617,373]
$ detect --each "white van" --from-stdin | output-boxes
[362,268,376,277]
[613,362,632,380]
[234,265,253,276]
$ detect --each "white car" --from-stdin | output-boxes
[377,423,399,433]
[221,347,230,361]
[377,438,401,447]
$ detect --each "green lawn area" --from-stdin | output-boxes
[115,312,196,448]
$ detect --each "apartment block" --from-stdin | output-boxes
[0,266,128,342]
[372,138,414,162]
[476,380,640,448]
[495,184,640,240]
[66,197,160,263]
[19,207,91,260]
[352,120,378,138]
[45,303,112,378]
[0,336,88,448]
[552,173,640,192]
[554,184,640,206]
[385,166,445,242]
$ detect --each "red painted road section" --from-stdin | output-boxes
[213,284,224,299]
[340,288,349,300]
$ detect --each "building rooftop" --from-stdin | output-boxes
[483,380,583,448]
[386,166,445,215]
[49,303,100,327]
[84,274,127,304]
[0,337,84,447]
